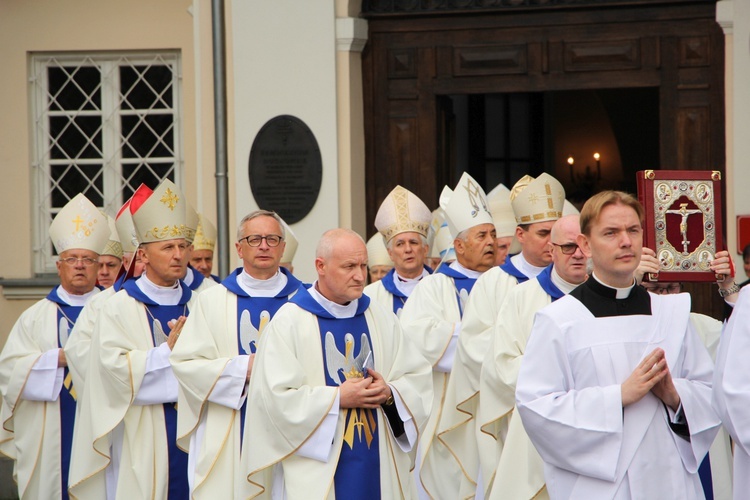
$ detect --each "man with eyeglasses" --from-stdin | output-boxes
[516,191,720,499]
[169,209,304,498]
[478,214,587,499]
[69,180,197,499]
[0,193,109,500]
[435,173,566,499]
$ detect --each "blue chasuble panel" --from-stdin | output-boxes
[318,314,381,500]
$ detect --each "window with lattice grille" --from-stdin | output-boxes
[30,52,183,272]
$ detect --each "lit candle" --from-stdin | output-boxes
[568,156,574,180]
[593,152,601,178]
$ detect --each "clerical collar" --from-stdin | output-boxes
[591,272,635,299]
[393,267,429,297]
[309,281,358,319]
[137,273,182,306]
[449,260,483,279]
[511,253,547,279]
[56,285,99,307]
[550,267,582,295]
[183,266,195,286]
[237,269,288,297]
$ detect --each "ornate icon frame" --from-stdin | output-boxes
[636,170,724,282]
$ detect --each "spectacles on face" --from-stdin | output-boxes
[238,234,283,247]
[551,242,579,255]
[641,283,682,294]
[59,257,99,267]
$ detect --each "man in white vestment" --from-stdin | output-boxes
[436,173,565,498]
[169,210,304,498]
[400,172,496,499]
[364,185,432,317]
[486,183,517,266]
[0,193,109,500]
[479,215,587,500]
[190,213,220,282]
[68,180,197,499]
[96,216,123,289]
[239,228,432,499]
[516,190,720,499]
[366,232,394,283]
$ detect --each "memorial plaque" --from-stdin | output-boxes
[636,169,724,282]
[248,115,322,224]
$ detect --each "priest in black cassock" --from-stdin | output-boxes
[516,190,720,499]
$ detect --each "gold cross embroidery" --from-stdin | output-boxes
[72,215,85,232]
[160,188,179,211]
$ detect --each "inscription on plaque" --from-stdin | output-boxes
[248,115,322,224]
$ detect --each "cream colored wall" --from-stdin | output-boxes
[718,0,750,281]
[230,1,366,283]
[0,0,211,347]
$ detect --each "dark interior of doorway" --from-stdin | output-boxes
[442,87,660,206]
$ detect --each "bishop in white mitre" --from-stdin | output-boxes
[399,172,496,499]
[364,185,433,317]
[0,193,109,500]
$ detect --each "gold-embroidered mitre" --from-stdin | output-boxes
[49,193,109,255]
[374,186,432,242]
[510,173,565,224]
[486,183,516,238]
[193,213,217,252]
[366,233,393,268]
[101,215,123,259]
[130,180,193,244]
[439,172,493,237]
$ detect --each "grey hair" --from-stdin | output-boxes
[385,233,428,250]
[454,229,469,242]
[236,210,285,241]
[316,228,365,260]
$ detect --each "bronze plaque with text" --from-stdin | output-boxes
[248,115,322,224]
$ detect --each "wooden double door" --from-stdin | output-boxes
[362,0,726,317]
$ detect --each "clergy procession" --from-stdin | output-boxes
[1,170,749,500]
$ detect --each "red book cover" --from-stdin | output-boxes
[636,170,723,282]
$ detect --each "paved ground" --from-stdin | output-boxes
[0,456,17,499]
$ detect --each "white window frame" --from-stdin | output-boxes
[30,51,184,273]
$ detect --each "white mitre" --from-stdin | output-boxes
[563,199,580,216]
[430,223,455,262]
[193,213,217,252]
[130,180,192,244]
[281,219,298,265]
[486,182,516,238]
[185,203,199,245]
[510,173,565,224]
[439,172,493,237]
[49,193,109,254]
[101,214,123,260]
[374,185,432,242]
[426,208,445,251]
[366,233,393,268]
[115,197,139,253]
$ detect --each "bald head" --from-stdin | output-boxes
[316,228,366,260]
[550,214,587,285]
[315,229,369,305]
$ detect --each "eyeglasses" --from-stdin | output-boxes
[641,283,682,294]
[551,242,579,255]
[59,257,99,267]
[238,234,283,247]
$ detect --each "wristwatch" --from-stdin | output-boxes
[718,282,741,298]
[383,394,395,406]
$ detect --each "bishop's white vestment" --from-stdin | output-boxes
[0,285,98,500]
[517,279,719,499]
[169,267,303,498]
[239,285,432,499]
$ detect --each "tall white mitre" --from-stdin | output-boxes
[431,222,456,262]
[486,183,516,238]
[366,233,393,267]
[101,214,123,260]
[510,172,566,224]
[426,208,446,253]
[184,203,199,245]
[374,185,432,242]
[439,171,494,237]
[280,219,298,265]
[193,213,217,252]
[49,193,110,254]
[115,197,139,253]
[129,180,191,243]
